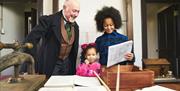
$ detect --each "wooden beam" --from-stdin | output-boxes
[53,0,59,13]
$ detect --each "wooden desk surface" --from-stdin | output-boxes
[0,75,46,91]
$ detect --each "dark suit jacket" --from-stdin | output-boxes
[25,11,79,77]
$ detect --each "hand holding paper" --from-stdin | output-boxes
[124,52,134,61]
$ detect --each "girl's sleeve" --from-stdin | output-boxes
[87,63,101,77]
[76,63,88,76]
[94,63,101,75]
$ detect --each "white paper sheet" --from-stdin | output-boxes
[74,86,107,91]
[38,87,73,91]
[38,86,107,91]
[44,75,74,87]
[44,75,101,87]
[107,40,133,67]
[135,85,176,91]
[74,75,101,87]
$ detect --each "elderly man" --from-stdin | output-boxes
[23,0,80,78]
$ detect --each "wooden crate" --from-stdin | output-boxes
[143,58,170,77]
[100,65,154,90]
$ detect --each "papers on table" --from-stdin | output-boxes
[107,40,133,67]
[39,86,106,91]
[135,85,176,91]
[40,75,106,91]
[44,75,74,87]
[44,75,101,87]
[73,75,101,87]
[74,86,107,91]
[39,87,73,91]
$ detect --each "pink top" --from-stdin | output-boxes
[76,62,101,77]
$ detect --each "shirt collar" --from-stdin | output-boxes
[62,10,75,26]
[104,30,117,35]
[62,10,68,24]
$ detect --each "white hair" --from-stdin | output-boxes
[63,0,80,8]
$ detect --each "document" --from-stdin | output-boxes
[44,75,74,87]
[40,75,106,91]
[135,85,176,91]
[39,86,107,91]
[44,75,101,87]
[107,40,133,67]
[38,87,73,91]
[74,75,101,87]
[74,86,107,91]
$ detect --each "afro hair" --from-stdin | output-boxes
[94,6,122,32]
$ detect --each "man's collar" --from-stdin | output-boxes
[62,10,75,26]
[62,11,68,23]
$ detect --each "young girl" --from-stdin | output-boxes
[76,43,101,77]
[94,6,134,66]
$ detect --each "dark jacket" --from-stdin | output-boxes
[24,11,79,77]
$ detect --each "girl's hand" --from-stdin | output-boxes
[85,59,90,64]
[124,52,134,61]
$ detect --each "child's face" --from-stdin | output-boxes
[85,48,97,63]
[103,18,115,34]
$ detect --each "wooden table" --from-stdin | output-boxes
[0,75,46,91]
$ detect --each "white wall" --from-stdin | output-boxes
[43,0,53,15]
[132,0,142,68]
[0,3,25,75]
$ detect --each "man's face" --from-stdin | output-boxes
[64,2,80,23]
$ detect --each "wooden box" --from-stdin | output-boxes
[143,58,170,77]
[100,65,154,90]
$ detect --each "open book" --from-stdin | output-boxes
[44,75,102,87]
[40,75,107,91]
[38,86,107,91]
[107,40,133,67]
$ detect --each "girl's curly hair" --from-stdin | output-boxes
[80,43,97,63]
[94,6,122,32]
